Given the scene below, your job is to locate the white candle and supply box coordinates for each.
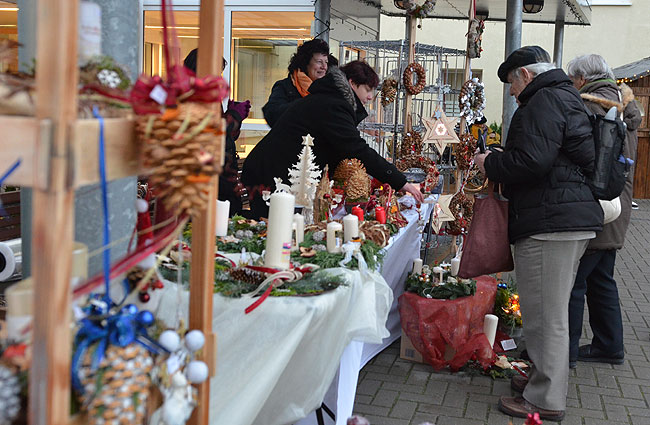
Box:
[484,314,499,349]
[215,200,230,237]
[264,192,295,269]
[450,257,460,277]
[6,278,33,341]
[432,266,444,283]
[343,214,359,243]
[293,213,305,249]
[326,222,343,253]
[412,258,423,274]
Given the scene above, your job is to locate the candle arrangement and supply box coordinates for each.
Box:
[405,262,477,299]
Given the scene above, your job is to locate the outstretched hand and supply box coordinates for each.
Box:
[400,183,424,204]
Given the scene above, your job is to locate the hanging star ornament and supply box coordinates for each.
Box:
[430,194,455,233]
[422,105,460,155]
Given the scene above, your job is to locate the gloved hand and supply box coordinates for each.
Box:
[227,99,251,120]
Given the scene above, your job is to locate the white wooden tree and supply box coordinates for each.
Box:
[288,134,321,224]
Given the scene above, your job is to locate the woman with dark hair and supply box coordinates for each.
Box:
[242,60,423,218]
[262,39,330,127]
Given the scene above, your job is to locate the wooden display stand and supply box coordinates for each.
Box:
[0,2,224,425]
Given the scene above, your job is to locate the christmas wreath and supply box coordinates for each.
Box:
[459,77,486,124]
[403,62,426,95]
[400,130,423,157]
[453,134,477,170]
[380,78,398,107]
[447,192,474,235]
[400,0,437,19]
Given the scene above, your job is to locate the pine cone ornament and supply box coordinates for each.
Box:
[447,192,474,235]
[229,267,267,285]
[77,344,154,425]
[345,169,371,201]
[400,131,423,158]
[136,102,224,216]
[333,158,366,182]
[0,364,21,425]
[380,78,398,107]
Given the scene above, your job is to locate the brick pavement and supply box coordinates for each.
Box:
[354,199,650,424]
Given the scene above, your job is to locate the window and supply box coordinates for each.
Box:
[0,2,18,73]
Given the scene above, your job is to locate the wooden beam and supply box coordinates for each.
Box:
[29,1,78,425]
[71,118,141,187]
[0,116,50,190]
[189,1,225,424]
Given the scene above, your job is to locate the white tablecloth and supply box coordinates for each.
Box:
[297,200,434,425]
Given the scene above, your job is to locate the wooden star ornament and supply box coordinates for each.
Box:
[430,194,455,233]
[422,105,459,155]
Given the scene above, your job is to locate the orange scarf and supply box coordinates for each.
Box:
[291,69,312,97]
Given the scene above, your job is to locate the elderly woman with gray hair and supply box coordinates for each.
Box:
[566,54,642,370]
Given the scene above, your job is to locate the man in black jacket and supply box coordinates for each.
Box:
[243,61,422,218]
[474,46,603,421]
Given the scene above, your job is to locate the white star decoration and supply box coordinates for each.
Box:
[302,134,314,147]
[430,194,455,233]
[422,105,460,155]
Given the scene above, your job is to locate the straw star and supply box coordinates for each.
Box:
[422,105,459,155]
[302,134,314,146]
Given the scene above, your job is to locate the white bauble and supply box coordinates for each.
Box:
[135,198,149,213]
[159,330,181,352]
[184,330,205,352]
[185,361,209,383]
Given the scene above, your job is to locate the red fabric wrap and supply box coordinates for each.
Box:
[399,275,498,370]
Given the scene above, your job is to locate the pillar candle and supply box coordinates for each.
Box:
[343,214,359,243]
[375,206,386,224]
[432,266,444,283]
[215,200,230,237]
[412,258,423,274]
[484,314,499,349]
[293,213,305,249]
[450,257,460,277]
[264,192,295,269]
[326,222,343,253]
[351,205,364,221]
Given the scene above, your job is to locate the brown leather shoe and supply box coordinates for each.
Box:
[510,374,528,393]
[498,396,565,422]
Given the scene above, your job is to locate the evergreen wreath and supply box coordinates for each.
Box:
[380,78,398,107]
[459,77,486,123]
[403,62,426,95]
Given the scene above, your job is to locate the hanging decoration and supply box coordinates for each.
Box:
[466,18,485,59]
[403,62,426,95]
[289,134,322,214]
[380,77,398,107]
[447,192,474,236]
[421,105,460,155]
[459,78,486,124]
[453,134,477,171]
[400,130,423,158]
[398,0,437,19]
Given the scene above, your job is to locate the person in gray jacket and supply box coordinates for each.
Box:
[567,54,643,368]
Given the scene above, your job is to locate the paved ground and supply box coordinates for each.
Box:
[353,199,650,425]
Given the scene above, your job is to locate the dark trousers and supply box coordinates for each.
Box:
[568,249,624,361]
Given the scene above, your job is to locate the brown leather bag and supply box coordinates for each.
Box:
[458,182,514,278]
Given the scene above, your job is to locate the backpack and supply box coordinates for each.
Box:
[584,105,631,201]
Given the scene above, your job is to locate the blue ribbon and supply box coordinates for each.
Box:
[0,158,21,217]
[71,303,167,392]
[92,107,111,303]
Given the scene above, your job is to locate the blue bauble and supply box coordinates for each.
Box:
[122,304,138,316]
[136,310,155,327]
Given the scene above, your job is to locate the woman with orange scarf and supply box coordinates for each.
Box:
[262,39,331,127]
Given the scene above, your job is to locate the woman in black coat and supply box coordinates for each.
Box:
[262,39,331,127]
[243,60,423,218]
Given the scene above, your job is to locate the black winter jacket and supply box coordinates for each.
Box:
[262,76,302,127]
[484,69,603,243]
[242,67,407,193]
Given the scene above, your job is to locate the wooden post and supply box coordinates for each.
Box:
[457,0,475,193]
[403,16,418,131]
[189,1,225,424]
[29,1,78,425]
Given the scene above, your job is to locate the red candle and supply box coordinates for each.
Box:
[375,206,386,224]
[351,205,364,221]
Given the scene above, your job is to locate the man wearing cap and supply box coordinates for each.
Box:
[474,46,603,421]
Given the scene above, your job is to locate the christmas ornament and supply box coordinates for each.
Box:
[454,134,478,170]
[422,105,459,155]
[136,102,224,217]
[345,169,372,201]
[159,330,182,352]
[466,18,485,59]
[403,62,426,95]
[184,330,205,352]
[459,78,486,124]
[400,131,423,158]
[186,360,209,383]
[380,78,398,107]
[334,158,366,183]
[0,364,21,425]
[447,192,474,235]
[313,165,339,223]
[126,266,164,303]
[288,134,322,221]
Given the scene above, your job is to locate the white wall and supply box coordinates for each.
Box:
[380,2,650,124]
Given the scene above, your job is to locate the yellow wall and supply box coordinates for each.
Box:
[380,2,650,124]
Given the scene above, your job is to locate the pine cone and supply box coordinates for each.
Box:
[78,344,154,425]
[229,267,267,285]
[345,169,371,201]
[333,158,366,182]
[136,102,223,216]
